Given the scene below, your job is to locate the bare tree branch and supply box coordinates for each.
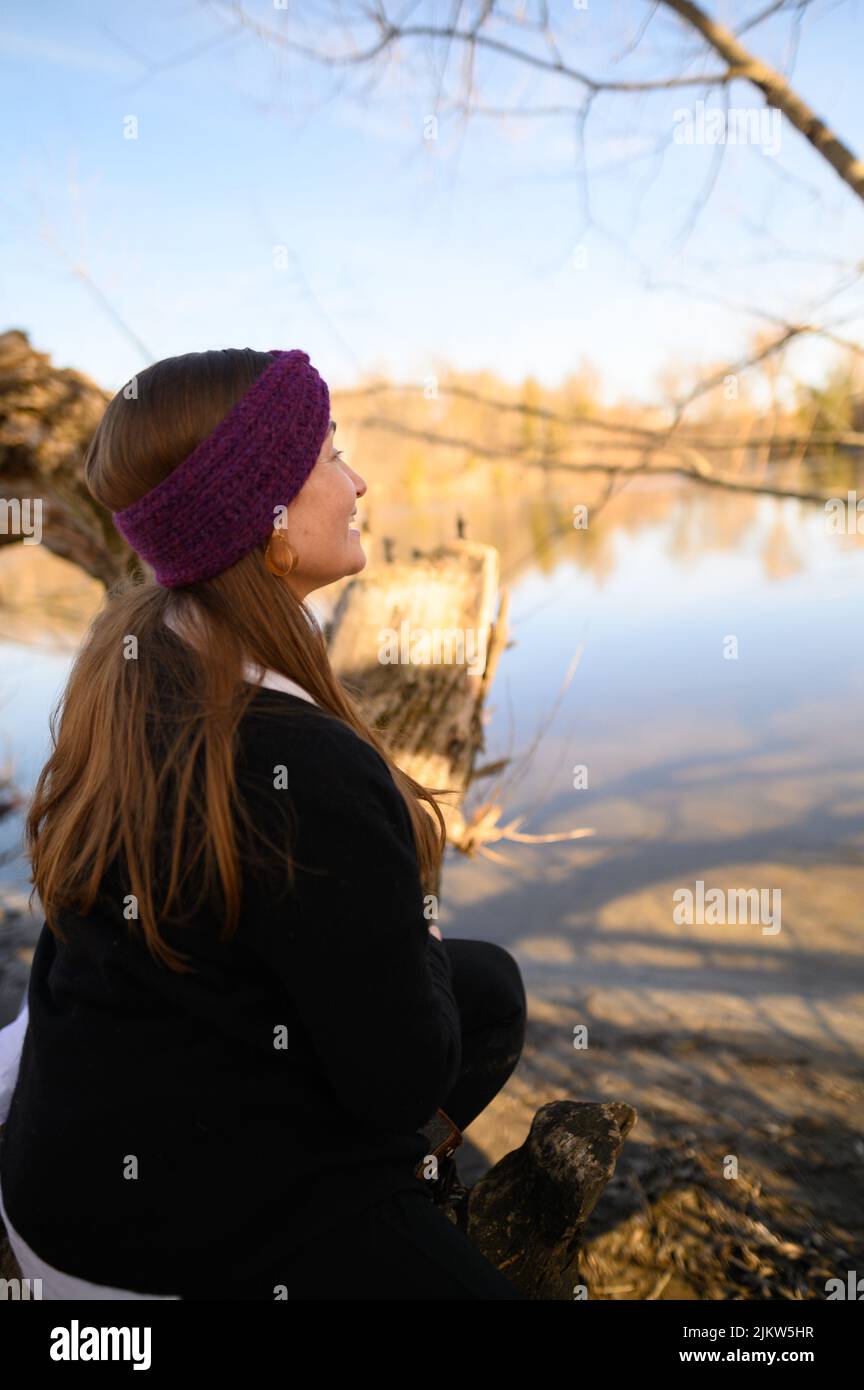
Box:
[344,409,844,503]
[212,1,738,91]
[658,0,864,201]
[214,0,864,203]
[339,378,864,451]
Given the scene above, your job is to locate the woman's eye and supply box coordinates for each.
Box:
[333,450,346,463]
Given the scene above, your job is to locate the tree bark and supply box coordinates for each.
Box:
[0,330,133,587]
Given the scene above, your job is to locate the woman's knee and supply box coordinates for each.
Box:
[449,939,526,1025]
[487,942,526,1015]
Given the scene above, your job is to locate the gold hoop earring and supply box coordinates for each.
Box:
[265,533,299,578]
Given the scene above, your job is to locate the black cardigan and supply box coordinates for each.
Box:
[0,687,462,1297]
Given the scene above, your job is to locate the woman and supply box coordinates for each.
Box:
[0,347,526,1300]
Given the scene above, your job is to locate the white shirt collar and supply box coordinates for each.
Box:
[162,606,319,707]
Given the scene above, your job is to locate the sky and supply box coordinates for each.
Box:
[1,0,863,404]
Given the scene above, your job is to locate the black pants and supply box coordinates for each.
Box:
[435,938,527,1134]
[251,939,528,1300]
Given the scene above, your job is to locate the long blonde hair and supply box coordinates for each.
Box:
[26,348,450,972]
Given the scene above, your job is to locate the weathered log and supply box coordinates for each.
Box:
[454,1100,638,1300]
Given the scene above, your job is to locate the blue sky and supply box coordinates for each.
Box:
[1,0,863,403]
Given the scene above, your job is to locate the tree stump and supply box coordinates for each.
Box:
[328,538,510,897]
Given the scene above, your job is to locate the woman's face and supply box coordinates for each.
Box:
[270,420,367,598]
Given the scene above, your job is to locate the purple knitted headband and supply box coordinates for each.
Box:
[112,349,331,587]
